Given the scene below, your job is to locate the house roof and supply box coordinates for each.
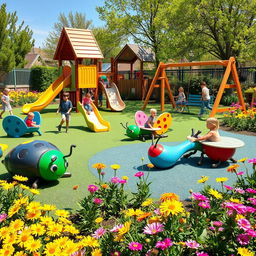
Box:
[54,27,104,61]
[115,44,155,63]
[24,53,41,68]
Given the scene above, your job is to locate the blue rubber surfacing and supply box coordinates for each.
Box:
[88,131,256,200]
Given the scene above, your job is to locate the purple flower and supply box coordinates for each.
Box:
[247,229,256,237]
[224,185,233,190]
[143,222,164,235]
[134,171,144,177]
[92,227,106,239]
[237,233,250,245]
[213,221,223,227]
[192,192,208,201]
[248,198,256,205]
[248,158,256,163]
[237,171,244,176]
[0,213,7,223]
[119,179,127,184]
[209,226,215,231]
[111,176,120,183]
[246,188,256,194]
[88,184,99,193]
[185,240,200,249]
[128,242,143,251]
[196,252,209,256]
[93,198,103,205]
[237,218,251,231]
[155,238,173,250]
[198,201,210,209]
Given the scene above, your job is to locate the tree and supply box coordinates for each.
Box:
[96,0,173,66]
[169,0,256,64]
[44,12,92,58]
[0,3,34,73]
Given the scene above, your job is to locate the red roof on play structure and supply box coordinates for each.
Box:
[54,27,104,61]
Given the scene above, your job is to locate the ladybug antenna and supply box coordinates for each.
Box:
[154,134,168,148]
[63,145,76,159]
[120,122,127,129]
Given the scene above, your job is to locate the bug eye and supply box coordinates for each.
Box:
[50,164,58,172]
[131,130,134,133]
[65,161,69,168]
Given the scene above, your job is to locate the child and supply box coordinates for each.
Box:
[188,117,220,142]
[57,92,73,133]
[175,87,186,112]
[0,88,13,119]
[26,112,40,128]
[144,108,157,128]
[83,92,93,115]
[199,81,212,117]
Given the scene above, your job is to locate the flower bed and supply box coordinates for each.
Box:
[0,160,255,255]
[222,104,256,132]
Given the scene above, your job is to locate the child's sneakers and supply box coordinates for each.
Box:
[57,125,61,132]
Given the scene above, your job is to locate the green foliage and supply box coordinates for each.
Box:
[30,66,59,92]
[43,12,92,58]
[0,3,34,72]
[221,94,239,106]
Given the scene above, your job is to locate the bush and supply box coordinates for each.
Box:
[221,94,239,106]
[30,66,59,92]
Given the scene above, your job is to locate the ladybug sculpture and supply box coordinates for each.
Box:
[2,140,76,188]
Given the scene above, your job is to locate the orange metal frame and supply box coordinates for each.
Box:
[142,57,246,117]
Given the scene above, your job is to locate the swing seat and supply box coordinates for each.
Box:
[3,112,42,138]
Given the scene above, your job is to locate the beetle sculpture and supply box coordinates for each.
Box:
[121,112,172,141]
[148,130,202,169]
[2,140,76,188]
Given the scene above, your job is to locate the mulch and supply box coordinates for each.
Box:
[220,125,256,137]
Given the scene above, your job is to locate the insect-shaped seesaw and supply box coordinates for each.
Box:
[148,129,245,168]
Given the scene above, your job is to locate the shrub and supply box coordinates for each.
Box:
[30,66,59,92]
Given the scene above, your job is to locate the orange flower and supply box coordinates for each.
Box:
[160,192,179,202]
[73,185,79,190]
[137,212,152,222]
[227,164,240,173]
[101,184,108,189]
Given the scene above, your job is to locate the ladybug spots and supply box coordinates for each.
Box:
[164,124,167,128]
[15,128,20,133]
[16,121,21,125]
[18,149,28,159]
[163,118,166,122]
[34,143,44,148]
[157,120,160,124]
[153,113,172,135]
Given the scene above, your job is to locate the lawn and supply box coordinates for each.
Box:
[0,101,215,211]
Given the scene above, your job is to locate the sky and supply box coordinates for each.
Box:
[4,0,105,48]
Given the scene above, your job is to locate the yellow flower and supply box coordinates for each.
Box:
[62,240,79,255]
[54,237,69,248]
[30,223,46,236]
[0,245,15,256]
[64,225,79,235]
[237,157,248,163]
[26,210,41,220]
[141,198,153,207]
[122,176,129,180]
[111,164,120,170]
[237,247,254,256]
[216,177,228,183]
[1,182,14,190]
[13,251,27,256]
[47,223,63,237]
[29,188,40,195]
[235,214,245,221]
[197,176,209,183]
[92,163,106,170]
[55,209,69,218]
[230,198,242,204]
[8,203,21,217]
[13,175,28,182]
[40,216,54,226]
[24,239,42,253]
[58,217,72,225]
[44,242,61,256]
[27,202,42,212]
[42,204,56,211]
[148,216,162,224]
[91,249,102,256]
[160,200,184,216]
[160,192,179,202]
[17,229,33,247]
[19,184,30,190]
[95,217,103,223]
[125,208,144,217]
[10,219,24,231]
[80,236,99,248]
[118,221,131,236]
[3,233,18,245]
[0,227,11,238]
[208,188,223,199]
[147,163,154,169]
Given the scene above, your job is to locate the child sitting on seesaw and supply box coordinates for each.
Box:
[188,117,220,142]
[144,108,157,129]
[26,112,40,128]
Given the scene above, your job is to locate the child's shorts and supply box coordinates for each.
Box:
[84,104,93,112]
[61,113,70,121]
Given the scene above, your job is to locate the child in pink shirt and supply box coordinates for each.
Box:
[83,92,93,115]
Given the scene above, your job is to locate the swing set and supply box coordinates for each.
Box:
[142,57,246,117]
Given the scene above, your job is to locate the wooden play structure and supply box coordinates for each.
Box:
[142,57,246,117]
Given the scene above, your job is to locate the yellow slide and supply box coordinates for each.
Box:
[99,82,126,111]
[22,66,71,114]
[77,101,110,132]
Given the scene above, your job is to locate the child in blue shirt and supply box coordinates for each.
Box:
[57,92,73,133]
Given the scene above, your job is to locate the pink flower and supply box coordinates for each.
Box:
[209,226,215,231]
[237,171,244,176]
[93,198,103,205]
[101,172,105,176]
[111,176,120,183]
[213,221,223,227]
[248,158,256,163]
[218,227,224,232]
[196,252,209,256]
[237,234,250,245]
[248,198,256,205]
[119,179,127,184]
[234,188,245,194]
[0,213,7,223]
[110,224,123,232]
[134,171,144,177]
[192,192,208,201]
[185,240,200,249]
[246,188,256,194]
[143,222,164,235]
[224,185,233,190]
[128,242,143,251]
[92,227,106,239]
[247,229,256,237]
[198,201,210,209]
[154,208,161,215]
[88,184,99,193]
[237,218,251,231]
[155,238,173,250]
